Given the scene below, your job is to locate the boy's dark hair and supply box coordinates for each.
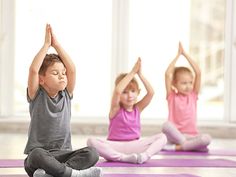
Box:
[39,54,63,75]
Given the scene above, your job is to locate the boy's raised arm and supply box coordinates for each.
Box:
[28,24,51,100]
[50,26,76,96]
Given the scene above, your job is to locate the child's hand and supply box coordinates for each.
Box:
[44,24,51,47]
[131,57,141,74]
[50,25,60,48]
[137,57,142,75]
[178,41,184,55]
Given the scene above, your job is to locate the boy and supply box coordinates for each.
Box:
[24,24,102,177]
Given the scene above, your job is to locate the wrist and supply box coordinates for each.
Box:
[52,43,61,49]
[43,43,50,50]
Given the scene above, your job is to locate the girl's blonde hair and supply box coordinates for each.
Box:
[173,66,193,81]
[115,73,140,92]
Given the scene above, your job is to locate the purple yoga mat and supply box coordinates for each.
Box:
[159,149,236,156]
[0,159,24,168]
[103,174,200,177]
[1,175,27,177]
[1,156,236,168]
[96,158,236,168]
[1,174,200,177]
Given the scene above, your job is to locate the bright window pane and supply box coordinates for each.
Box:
[14,0,112,117]
[14,0,225,121]
[128,0,225,120]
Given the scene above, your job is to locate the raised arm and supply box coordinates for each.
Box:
[165,42,181,97]
[109,58,140,119]
[136,58,154,112]
[28,24,51,100]
[50,25,76,96]
[180,42,201,94]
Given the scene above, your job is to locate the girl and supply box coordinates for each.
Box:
[87,58,167,164]
[162,42,211,151]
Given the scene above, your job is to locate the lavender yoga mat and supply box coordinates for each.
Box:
[103,174,200,177]
[0,159,24,168]
[1,149,235,168]
[0,175,27,177]
[1,174,200,177]
[96,158,236,168]
[159,149,236,156]
[1,158,236,168]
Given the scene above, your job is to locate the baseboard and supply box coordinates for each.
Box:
[0,118,236,138]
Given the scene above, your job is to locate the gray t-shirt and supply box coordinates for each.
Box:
[24,87,72,154]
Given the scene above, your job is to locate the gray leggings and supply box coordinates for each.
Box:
[24,146,99,177]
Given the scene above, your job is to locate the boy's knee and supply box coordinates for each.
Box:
[74,146,99,169]
[66,147,99,170]
[27,148,46,164]
[86,146,99,163]
[25,147,47,172]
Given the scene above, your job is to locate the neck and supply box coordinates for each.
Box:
[122,105,134,112]
[41,85,58,98]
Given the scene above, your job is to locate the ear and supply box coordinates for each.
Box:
[39,75,45,85]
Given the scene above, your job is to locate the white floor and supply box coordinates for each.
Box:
[1,133,236,177]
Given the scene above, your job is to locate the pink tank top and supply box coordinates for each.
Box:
[107,106,141,141]
[167,91,198,135]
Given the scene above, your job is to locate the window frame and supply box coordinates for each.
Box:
[0,0,15,116]
[225,0,236,122]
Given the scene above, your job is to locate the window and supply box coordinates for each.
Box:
[1,0,235,122]
[128,0,225,120]
[14,0,112,117]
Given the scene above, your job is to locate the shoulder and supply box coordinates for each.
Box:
[110,107,123,120]
[27,87,43,102]
[190,91,198,99]
[63,89,73,100]
[133,106,140,113]
[166,90,176,100]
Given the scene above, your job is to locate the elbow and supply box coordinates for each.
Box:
[195,69,201,77]
[29,67,39,75]
[151,90,155,98]
[70,63,76,73]
[67,66,76,76]
[148,89,155,98]
[165,73,172,82]
[71,68,76,76]
[165,71,172,79]
[151,88,155,96]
